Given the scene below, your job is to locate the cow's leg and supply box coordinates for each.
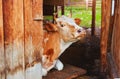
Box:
[54,59,64,71]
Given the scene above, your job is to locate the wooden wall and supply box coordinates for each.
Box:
[101,0,112,72]
[0,0,43,79]
[101,0,120,78]
[0,0,5,78]
[111,0,120,77]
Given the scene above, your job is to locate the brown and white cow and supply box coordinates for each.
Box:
[42,16,86,76]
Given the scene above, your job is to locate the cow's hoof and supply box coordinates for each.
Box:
[42,68,47,76]
[55,59,64,71]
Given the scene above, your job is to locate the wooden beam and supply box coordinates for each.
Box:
[101,0,112,72]
[107,53,119,78]
[0,0,5,78]
[24,0,43,79]
[91,0,96,36]
[3,0,25,79]
[111,0,120,77]
[61,6,64,15]
[55,6,58,17]
[44,0,64,6]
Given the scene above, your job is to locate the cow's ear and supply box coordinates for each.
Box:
[74,18,82,26]
[44,22,58,32]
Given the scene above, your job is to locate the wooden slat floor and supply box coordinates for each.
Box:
[43,64,87,79]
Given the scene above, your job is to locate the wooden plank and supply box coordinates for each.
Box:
[107,0,114,52]
[44,0,64,6]
[24,0,43,79]
[91,0,96,36]
[61,6,65,15]
[107,53,118,78]
[101,0,112,72]
[111,0,120,77]
[55,6,58,17]
[43,64,87,79]
[0,0,5,79]
[3,0,25,79]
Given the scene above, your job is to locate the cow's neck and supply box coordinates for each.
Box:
[59,39,73,56]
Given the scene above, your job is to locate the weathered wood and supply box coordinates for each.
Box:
[43,64,87,79]
[55,6,58,17]
[107,0,115,52]
[111,0,120,77]
[0,0,5,79]
[61,6,64,15]
[24,0,43,79]
[44,0,64,6]
[107,53,118,78]
[101,0,112,72]
[91,0,96,36]
[3,0,24,79]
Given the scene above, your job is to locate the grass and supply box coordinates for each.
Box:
[63,6,101,27]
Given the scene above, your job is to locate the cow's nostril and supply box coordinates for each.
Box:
[77,29,81,33]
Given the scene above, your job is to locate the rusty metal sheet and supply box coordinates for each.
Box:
[0,0,5,79]
[24,0,43,79]
[3,0,24,79]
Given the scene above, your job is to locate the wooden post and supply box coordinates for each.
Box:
[91,0,96,36]
[53,6,58,23]
[61,6,64,15]
[24,0,43,79]
[111,0,120,77]
[3,0,25,79]
[101,0,112,72]
[0,0,5,79]
[107,0,115,52]
[55,6,58,17]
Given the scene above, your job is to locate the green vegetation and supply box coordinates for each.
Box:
[44,0,101,28]
[63,6,101,27]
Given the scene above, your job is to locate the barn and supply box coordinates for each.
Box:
[0,0,120,79]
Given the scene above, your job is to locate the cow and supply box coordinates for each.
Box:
[42,16,86,76]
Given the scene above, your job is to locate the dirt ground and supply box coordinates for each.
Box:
[60,27,107,79]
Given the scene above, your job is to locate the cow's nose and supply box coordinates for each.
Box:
[77,29,81,33]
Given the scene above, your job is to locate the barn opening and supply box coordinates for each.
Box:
[43,0,104,79]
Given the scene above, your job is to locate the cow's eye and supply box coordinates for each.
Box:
[77,29,81,33]
[61,24,64,27]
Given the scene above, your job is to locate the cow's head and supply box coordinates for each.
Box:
[55,15,86,42]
